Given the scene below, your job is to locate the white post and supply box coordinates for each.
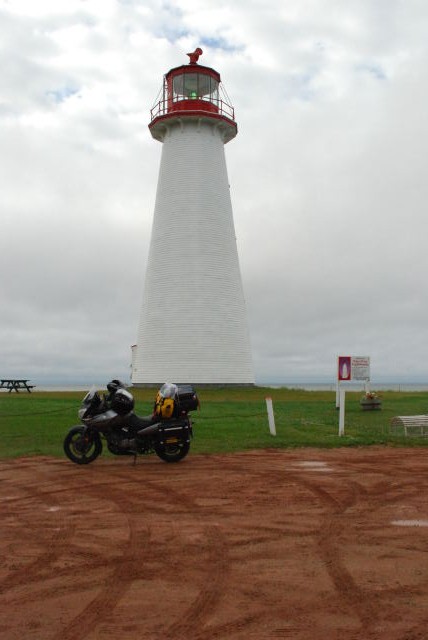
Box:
[338,388,345,436]
[266,397,276,436]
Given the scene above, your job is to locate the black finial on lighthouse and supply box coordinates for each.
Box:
[187,47,203,64]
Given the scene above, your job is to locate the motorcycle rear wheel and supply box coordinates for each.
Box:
[63,427,102,465]
[154,441,190,463]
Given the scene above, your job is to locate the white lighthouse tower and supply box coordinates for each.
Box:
[132,49,254,385]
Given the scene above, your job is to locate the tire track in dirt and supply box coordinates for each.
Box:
[1,467,152,640]
[286,472,380,632]
[50,486,150,640]
[342,463,428,639]
[3,452,428,639]
[1,461,199,603]
[107,470,243,639]
[0,483,76,595]
[161,524,230,640]
[359,470,428,638]
[159,457,369,639]
[50,466,229,640]
[111,469,200,512]
[183,611,279,640]
[227,463,381,634]
[113,468,266,639]
[147,461,319,639]
[287,465,428,638]
[0,521,75,594]
[111,468,264,640]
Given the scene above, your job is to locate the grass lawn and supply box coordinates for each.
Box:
[0,387,427,458]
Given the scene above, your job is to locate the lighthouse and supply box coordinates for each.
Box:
[132,49,254,385]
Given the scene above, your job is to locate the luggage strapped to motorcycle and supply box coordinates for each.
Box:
[157,420,191,446]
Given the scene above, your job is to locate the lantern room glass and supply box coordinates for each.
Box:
[172,73,219,104]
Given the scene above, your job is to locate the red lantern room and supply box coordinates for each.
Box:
[149,48,237,144]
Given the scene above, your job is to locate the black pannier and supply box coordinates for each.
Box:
[175,385,199,415]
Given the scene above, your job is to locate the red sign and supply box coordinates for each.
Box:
[338,356,351,381]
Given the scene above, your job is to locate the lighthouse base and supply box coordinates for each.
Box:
[132,382,255,389]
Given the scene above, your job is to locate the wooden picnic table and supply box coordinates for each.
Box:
[0,379,35,393]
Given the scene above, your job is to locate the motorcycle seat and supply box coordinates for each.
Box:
[127,413,157,432]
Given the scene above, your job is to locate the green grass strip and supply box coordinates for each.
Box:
[0,387,427,458]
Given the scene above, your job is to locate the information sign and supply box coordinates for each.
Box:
[336,356,371,435]
[338,356,370,382]
[351,356,370,381]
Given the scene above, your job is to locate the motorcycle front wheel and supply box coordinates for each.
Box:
[154,441,190,463]
[63,426,102,465]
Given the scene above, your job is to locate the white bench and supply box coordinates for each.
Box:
[390,415,428,437]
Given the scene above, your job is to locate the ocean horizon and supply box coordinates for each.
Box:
[264,382,428,392]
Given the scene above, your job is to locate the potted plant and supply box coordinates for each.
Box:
[360,391,382,411]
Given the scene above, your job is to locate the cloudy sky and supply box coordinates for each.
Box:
[1,0,427,386]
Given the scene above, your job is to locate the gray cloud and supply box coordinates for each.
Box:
[1,0,428,385]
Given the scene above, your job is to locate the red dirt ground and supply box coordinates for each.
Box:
[1,447,428,640]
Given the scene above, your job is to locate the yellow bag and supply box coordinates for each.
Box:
[154,392,175,419]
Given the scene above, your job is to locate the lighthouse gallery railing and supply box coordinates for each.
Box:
[150,96,235,123]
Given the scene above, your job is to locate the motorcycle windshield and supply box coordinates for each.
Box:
[159,382,178,399]
[82,385,99,406]
[80,386,103,419]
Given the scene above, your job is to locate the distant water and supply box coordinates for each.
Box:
[262,382,428,392]
[34,385,102,392]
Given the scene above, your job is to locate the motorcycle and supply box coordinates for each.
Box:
[63,382,199,465]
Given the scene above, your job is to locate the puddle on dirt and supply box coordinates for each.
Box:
[391,520,428,527]
[292,461,333,472]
